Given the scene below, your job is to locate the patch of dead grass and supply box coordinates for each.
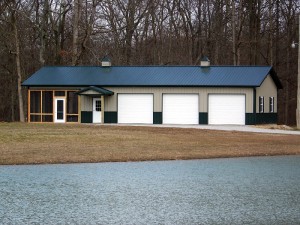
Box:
[0,122,299,165]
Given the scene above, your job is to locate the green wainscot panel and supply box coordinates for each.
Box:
[199,113,208,124]
[104,112,118,123]
[153,112,162,124]
[246,113,256,125]
[256,113,278,124]
[81,111,92,123]
[246,113,277,125]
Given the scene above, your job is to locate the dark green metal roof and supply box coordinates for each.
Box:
[22,65,282,89]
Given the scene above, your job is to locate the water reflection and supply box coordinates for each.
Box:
[0,156,299,224]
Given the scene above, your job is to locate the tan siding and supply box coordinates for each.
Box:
[104,94,117,111]
[256,75,277,113]
[104,87,254,113]
[80,95,92,111]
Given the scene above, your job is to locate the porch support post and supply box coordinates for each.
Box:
[78,95,81,123]
[101,95,104,124]
[27,89,30,122]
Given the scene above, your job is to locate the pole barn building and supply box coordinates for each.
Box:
[22,61,282,125]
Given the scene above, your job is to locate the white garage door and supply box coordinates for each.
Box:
[209,95,245,125]
[163,94,199,124]
[118,94,153,124]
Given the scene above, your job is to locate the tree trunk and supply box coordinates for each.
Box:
[11,75,15,121]
[297,15,300,129]
[39,0,49,66]
[12,6,25,122]
[268,1,273,65]
[72,0,82,65]
[231,0,236,65]
[78,0,97,64]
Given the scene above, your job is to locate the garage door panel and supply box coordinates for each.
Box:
[209,95,245,125]
[163,94,198,124]
[118,94,153,124]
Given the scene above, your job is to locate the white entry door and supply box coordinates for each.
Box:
[93,98,102,123]
[54,98,65,123]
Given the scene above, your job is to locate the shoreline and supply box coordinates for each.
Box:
[0,153,299,166]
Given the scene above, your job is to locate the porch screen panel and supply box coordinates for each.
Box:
[30,91,41,113]
[67,115,79,122]
[30,115,41,122]
[67,91,78,114]
[42,91,53,113]
[42,115,53,122]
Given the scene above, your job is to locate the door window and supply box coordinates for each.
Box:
[57,100,64,120]
[95,100,101,111]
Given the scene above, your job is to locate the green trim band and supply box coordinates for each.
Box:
[199,113,208,124]
[255,113,277,124]
[81,111,92,123]
[246,113,256,125]
[246,113,277,125]
[104,112,118,123]
[153,112,162,124]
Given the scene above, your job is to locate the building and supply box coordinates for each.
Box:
[22,59,282,125]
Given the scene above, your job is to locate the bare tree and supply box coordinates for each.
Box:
[4,0,25,122]
[0,0,299,124]
[72,0,82,65]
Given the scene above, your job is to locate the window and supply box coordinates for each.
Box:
[30,91,41,113]
[259,96,264,113]
[29,91,53,122]
[269,97,274,113]
[30,91,42,122]
[67,91,78,114]
[42,91,53,113]
[66,91,79,122]
[42,91,53,122]
[95,100,101,111]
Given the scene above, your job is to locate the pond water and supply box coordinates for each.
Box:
[0,156,299,225]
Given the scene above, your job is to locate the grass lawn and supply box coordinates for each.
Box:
[0,122,299,165]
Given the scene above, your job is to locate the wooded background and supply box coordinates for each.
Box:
[0,0,299,124]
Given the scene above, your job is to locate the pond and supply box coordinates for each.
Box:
[0,156,299,224]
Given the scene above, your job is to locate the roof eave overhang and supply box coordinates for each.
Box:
[268,67,283,89]
[23,84,258,88]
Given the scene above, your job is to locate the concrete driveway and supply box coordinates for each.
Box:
[105,124,300,135]
[162,124,300,135]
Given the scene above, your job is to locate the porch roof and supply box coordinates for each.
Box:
[76,86,114,97]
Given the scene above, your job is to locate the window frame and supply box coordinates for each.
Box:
[259,96,264,113]
[95,100,101,112]
[269,97,274,113]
